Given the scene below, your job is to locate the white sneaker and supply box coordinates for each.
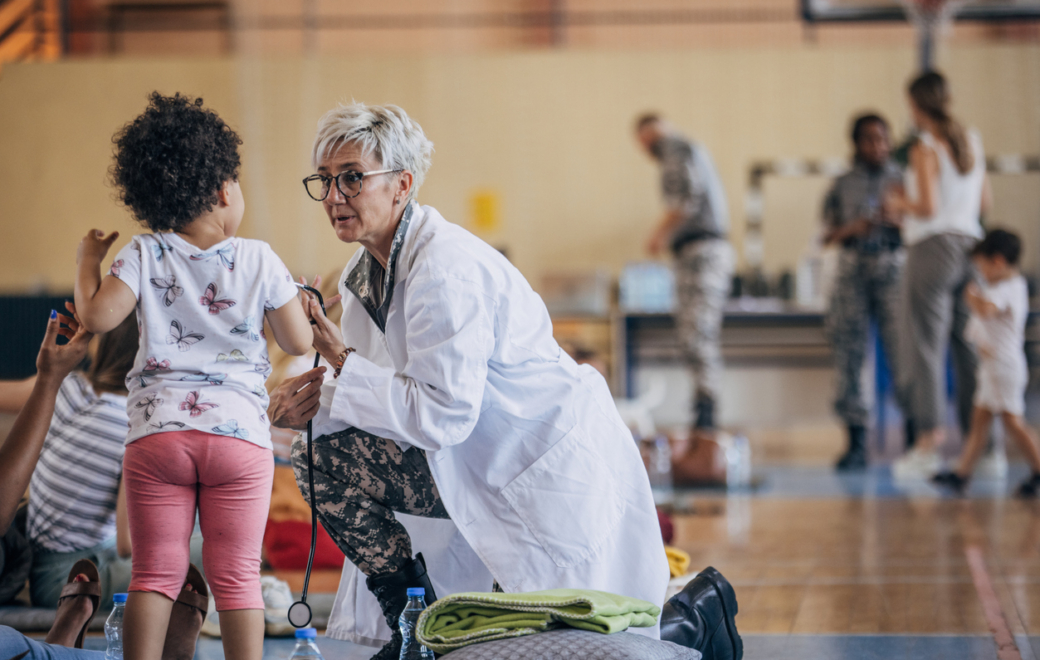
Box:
[261,575,295,637]
[892,449,942,480]
[200,595,221,638]
[976,449,1008,480]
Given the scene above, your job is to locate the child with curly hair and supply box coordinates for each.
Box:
[74,92,313,660]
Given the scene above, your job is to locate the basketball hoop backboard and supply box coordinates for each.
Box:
[802,0,1040,22]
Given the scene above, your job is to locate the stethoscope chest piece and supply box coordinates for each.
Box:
[288,600,313,629]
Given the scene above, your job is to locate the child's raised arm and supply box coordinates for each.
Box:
[74,229,137,333]
[266,295,314,357]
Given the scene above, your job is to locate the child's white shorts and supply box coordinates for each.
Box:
[974,361,1027,416]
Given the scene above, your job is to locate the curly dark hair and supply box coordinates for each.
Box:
[110,92,243,232]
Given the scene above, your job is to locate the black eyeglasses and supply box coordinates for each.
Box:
[302,169,402,201]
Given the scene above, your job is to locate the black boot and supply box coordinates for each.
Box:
[365,553,437,660]
[694,396,716,431]
[904,418,917,450]
[660,566,742,660]
[835,425,867,471]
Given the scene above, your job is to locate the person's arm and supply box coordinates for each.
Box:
[887,142,938,219]
[964,283,999,318]
[74,229,137,333]
[647,209,684,257]
[0,376,37,415]
[115,479,131,558]
[0,304,92,534]
[266,298,314,357]
[326,266,495,452]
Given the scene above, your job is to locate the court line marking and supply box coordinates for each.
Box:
[966,545,1023,660]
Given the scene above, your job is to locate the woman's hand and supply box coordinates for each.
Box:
[268,367,327,430]
[298,275,346,364]
[37,302,93,387]
[76,229,119,266]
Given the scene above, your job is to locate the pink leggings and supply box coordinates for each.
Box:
[123,431,273,611]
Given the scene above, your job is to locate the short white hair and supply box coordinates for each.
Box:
[312,102,434,203]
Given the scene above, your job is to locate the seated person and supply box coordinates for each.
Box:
[0,312,203,609]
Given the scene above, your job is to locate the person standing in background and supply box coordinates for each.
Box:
[822,114,907,470]
[636,114,734,433]
[885,71,988,477]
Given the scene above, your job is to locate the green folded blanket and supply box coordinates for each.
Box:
[416,589,661,653]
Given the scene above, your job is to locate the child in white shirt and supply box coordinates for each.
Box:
[932,229,1040,496]
[74,93,313,660]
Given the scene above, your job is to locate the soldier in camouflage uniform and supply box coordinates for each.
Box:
[636,114,734,431]
[822,114,907,470]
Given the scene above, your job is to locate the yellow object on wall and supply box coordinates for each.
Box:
[0,45,1038,292]
[470,190,501,234]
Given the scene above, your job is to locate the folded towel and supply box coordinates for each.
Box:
[416,589,661,653]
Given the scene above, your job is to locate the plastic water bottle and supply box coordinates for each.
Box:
[105,593,127,660]
[399,588,434,660]
[288,627,324,660]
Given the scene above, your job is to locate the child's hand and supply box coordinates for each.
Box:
[77,230,119,266]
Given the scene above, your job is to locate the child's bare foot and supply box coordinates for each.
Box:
[45,573,98,647]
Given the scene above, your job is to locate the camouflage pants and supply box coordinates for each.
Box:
[827,249,906,427]
[291,428,449,578]
[674,239,734,412]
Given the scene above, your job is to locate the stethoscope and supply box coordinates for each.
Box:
[288,283,325,629]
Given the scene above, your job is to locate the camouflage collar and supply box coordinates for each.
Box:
[343,202,414,333]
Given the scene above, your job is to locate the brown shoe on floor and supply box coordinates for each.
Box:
[45,559,101,648]
[161,564,209,660]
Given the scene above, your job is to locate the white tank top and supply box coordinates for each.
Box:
[902,128,985,246]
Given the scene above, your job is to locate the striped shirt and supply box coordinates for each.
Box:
[27,372,128,553]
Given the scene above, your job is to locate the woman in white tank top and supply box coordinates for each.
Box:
[884,71,990,477]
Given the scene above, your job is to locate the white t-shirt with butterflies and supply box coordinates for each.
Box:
[109,232,299,450]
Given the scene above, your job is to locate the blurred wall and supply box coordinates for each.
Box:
[1,43,1038,293]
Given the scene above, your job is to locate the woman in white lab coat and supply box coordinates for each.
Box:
[268,102,669,659]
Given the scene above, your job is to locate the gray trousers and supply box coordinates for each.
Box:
[291,428,449,578]
[898,233,979,434]
[29,533,204,610]
[827,249,906,428]
[674,239,734,410]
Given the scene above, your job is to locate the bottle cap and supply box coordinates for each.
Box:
[295,627,317,639]
[406,588,425,597]
[113,593,128,603]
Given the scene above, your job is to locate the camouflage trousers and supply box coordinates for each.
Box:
[674,239,734,416]
[826,249,906,428]
[291,428,449,578]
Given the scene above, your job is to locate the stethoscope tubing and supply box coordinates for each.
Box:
[289,283,325,629]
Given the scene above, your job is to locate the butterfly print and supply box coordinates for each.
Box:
[179,390,219,418]
[149,420,186,432]
[264,300,275,311]
[151,239,171,262]
[200,282,236,315]
[217,349,249,362]
[230,316,260,342]
[254,355,272,376]
[211,420,249,440]
[180,372,227,386]
[252,385,267,398]
[189,243,235,271]
[131,375,155,388]
[150,275,184,307]
[108,260,124,277]
[167,320,204,352]
[135,394,163,421]
[259,413,268,423]
[142,357,172,375]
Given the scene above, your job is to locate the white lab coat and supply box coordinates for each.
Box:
[318,203,669,645]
